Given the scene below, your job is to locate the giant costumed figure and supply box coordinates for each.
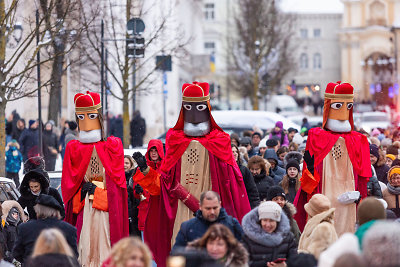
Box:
[294,81,371,236]
[132,81,251,266]
[62,91,129,266]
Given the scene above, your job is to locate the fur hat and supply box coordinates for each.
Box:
[386,154,396,161]
[357,197,386,225]
[28,119,35,128]
[304,194,331,217]
[286,159,300,173]
[283,151,302,166]
[258,201,282,222]
[267,186,286,201]
[369,144,380,159]
[363,221,400,267]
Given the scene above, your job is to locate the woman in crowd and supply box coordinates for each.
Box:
[269,121,289,147]
[247,156,274,201]
[370,144,390,184]
[101,237,153,267]
[242,201,297,267]
[298,194,337,259]
[267,186,301,245]
[187,224,249,267]
[18,157,64,220]
[280,152,302,203]
[382,166,400,217]
[276,146,289,168]
[231,144,260,208]
[124,155,141,237]
[25,228,79,267]
[288,142,298,152]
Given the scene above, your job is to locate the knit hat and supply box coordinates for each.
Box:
[28,119,35,128]
[304,194,331,217]
[286,159,300,173]
[258,201,282,222]
[369,144,380,159]
[275,121,283,129]
[266,186,286,201]
[386,154,396,161]
[266,138,278,147]
[357,197,386,225]
[68,121,78,131]
[363,221,400,267]
[259,138,268,148]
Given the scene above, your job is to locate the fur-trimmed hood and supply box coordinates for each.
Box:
[284,151,302,166]
[284,202,297,216]
[242,206,291,247]
[1,200,27,223]
[20,168,50,196]
[188,239,249,267]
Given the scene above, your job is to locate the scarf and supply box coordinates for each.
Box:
[387,184,400,195]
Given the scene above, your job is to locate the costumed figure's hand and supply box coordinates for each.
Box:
[135,184,144,195]
[81,182,97,201]
[303,150,315,175]
[132,152,148,172]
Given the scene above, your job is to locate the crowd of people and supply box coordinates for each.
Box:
[2,107,400,267]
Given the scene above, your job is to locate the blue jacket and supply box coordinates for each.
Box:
[173,208,243,249]
[6,145,22,174]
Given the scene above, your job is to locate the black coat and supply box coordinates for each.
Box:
[13,218,78,263]
[374,163,390,184]
[130,115,146,147]
[242,208,297,267]
[42,130,59,171]
[173,208,243,250]
[25,253,80,267]
[0,226,9,262]
[126,170,141,237]
[18,128,39,161]
[253,171,274,201]
[239,164,260,209]
[18,187,64,220]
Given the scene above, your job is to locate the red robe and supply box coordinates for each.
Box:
[294,127,371,231]
[143,127,251,267]
[62,137,129,246]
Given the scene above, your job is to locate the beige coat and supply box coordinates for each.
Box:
[382,188,399,209]
[298,208,338,259]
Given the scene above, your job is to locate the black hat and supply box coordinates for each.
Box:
[369,144,380,159]
[240,136,251,146]
[252,132,262,138]
[286,159,300,173]
[287,127,298,133]
[68,121,78,131]
[266,138,278,148]
[267,186,286,201]
[36,194,63,212]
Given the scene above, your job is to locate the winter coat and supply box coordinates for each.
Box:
[173,208,243,250]
[25,253,80,267]
[18,128,39,161]
[130,114,146,147]
[242,207,297,267]
[13,218,78,264]
[252,171,274,201]
[18,169,65,220]
[367,174,383,198]
[5,142,23,174]
[298,208,338,259]
[238,163,260,209]
[269,130,289,147]
[42,128,59,171]
[382,187,400,218]
[283,202,301,245]
[374,162,390,184]
[263,149,285,184]
[0,226,9,263]
[126,169,141,236]
[110,116,123,141]
[188,238,249,267]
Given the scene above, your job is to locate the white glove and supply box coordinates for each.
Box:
[337,191,360,205]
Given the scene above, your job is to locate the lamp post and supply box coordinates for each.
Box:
[36,9,43,156]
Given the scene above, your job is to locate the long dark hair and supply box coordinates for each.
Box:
[231,144,242,165]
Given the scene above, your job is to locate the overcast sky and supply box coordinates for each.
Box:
[280,0,344,13]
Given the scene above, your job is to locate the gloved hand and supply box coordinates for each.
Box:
[135,184,144,195]
[132,152,148,172]
[81,182,97,201]
[303,150,315,175]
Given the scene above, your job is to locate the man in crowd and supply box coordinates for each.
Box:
[19,120,39,162]
[173,191,243,249]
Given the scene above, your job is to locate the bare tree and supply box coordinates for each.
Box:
[80,0,188,148]
[228,0,295,110]
[0,0,61,175]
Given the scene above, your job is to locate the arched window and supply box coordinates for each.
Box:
[313,53,321,69]
[300,53,308,69]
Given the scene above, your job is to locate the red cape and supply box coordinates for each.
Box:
[294,128,371,231]
[62,137,129,245]
[145,129,250,267]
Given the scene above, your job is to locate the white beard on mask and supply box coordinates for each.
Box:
[79,129,102,143]
[184,121,210,137]
[325,119,351,133]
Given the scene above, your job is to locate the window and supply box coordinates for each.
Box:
[300,53,308,69]
[300,28,308,39]
[314,29,321,38]
[313,53,321,69]
[204,3,215,20]
[204,42,216,55]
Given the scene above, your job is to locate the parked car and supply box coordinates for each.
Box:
[0,177,21,202]
[266,95,302,117]
[358,111,391,133]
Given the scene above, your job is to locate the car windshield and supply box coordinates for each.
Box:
[362,115,389,122]
[0,183,19,201]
